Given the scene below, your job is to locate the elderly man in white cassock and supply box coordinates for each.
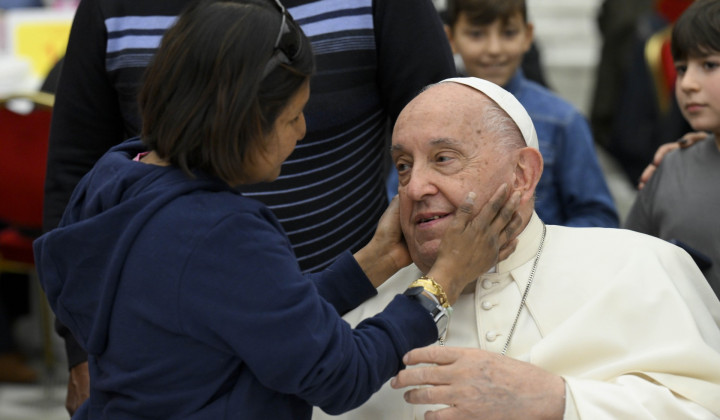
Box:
[313,77,720,420]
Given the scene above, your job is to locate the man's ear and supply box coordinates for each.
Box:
[513,147,543,203]
[444,24,457,54]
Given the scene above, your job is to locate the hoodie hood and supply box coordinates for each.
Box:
[34,138,232,356]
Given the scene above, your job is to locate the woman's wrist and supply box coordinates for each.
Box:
[354,245,399,288]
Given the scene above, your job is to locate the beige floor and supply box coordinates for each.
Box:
[0,291,69,420]
[0,361,68,420]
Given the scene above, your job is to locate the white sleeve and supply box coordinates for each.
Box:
[564,375,720,419]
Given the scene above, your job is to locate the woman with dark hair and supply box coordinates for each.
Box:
[33,0,519,418]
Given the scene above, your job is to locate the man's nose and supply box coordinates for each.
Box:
[402,166,438,200]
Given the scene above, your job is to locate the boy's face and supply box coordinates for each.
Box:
[446,11,533,87]
[675,52,720,137]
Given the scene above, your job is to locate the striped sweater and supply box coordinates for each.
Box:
[44,0,455,274]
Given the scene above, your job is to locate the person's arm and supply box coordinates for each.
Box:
[624,154,663,235]
[43,0,126,233]
[392,345,719,420]
[310,196,409,315]
[392,241,720,420]
[43,0,125,414]
[555,112,619,228]
[314,188,521,315]
[372,0,456,123]
[637,131,707,189]
[178,186,518,415]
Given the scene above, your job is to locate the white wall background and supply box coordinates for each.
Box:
[527,0,604,115]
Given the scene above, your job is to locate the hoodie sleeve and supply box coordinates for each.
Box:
[175,209,436,414]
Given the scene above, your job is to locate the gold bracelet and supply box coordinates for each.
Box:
[409,276,450,308]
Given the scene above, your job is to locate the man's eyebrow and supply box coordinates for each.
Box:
[429,137,462,147]
[390,137,461,153]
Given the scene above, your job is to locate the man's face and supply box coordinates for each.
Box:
[447,11,533,87]
[392,84,515,273]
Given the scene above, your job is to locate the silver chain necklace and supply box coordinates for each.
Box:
[500,223,546,356]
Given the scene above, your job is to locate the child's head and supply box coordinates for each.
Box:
[671,0,720,136]
[445,0,533,87]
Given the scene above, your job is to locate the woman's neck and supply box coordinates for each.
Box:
[140,150,170,166]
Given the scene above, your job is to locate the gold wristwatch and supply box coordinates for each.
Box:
[408,276,450,308]
[403,276,452,341]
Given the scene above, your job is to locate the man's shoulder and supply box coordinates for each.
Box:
[546,224,680,257]
[539,225,706,301]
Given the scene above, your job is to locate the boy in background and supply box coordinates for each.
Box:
[445,0,619,228]
[625,0,720,298]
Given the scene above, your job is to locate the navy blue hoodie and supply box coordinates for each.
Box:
[34,139,435,419]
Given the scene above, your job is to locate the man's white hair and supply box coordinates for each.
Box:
[440,77,539,150]
[477,97,526,152]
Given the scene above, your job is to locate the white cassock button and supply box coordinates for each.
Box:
[481,279,494,289]
[486,331,499,342]
[481,301,493,310]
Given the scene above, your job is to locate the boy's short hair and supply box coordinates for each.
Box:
[139,0,314,186]
[446,0,527,28]
[672,0,720,60]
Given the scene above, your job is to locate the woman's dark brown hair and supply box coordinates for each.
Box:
[138,0,314,185]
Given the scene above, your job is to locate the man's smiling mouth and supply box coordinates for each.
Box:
[418,214,448,224]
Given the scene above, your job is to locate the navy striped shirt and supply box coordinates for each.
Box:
[45,0,455,273]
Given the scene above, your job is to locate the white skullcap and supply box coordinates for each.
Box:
[440,77,539,149]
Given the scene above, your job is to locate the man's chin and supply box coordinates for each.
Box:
[410,246,439,274]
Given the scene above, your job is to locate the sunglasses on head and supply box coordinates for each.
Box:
[262,0,302,79]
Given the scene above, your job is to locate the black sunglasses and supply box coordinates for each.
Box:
[262,0,302,79]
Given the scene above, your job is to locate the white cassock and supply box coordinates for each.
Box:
[313,213,720,419]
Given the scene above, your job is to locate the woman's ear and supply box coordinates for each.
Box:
[513,147,543,203]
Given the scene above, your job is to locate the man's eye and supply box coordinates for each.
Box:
[396,162,411,172]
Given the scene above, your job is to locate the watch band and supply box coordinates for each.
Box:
[404,286,451,340]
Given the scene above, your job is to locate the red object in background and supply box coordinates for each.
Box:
[657,0,694,23]
[0,101,53,266]
[661,38,677,92]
